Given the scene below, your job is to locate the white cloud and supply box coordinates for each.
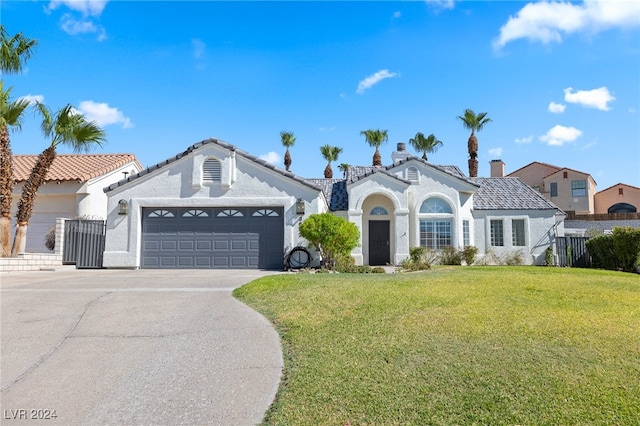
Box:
[48,0,108,16]
[60,14,97,35]
[539,125,582,146]
[356,69,398,95]
[259,151,281,165]
[18,94,45,105]
[629,107,637,114]
[515,135,533,144]
[77,101,133,128]
[494,0,640,49]
[425,0,455,11]
[488,147,503,157]
[548,102,566,113]
[392,11,401,19]
[564,87,615,111]
[192,38,206,59]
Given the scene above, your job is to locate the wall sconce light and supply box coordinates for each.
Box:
[118,199,128,215]
[295,198,305,215]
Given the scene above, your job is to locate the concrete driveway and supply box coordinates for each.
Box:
[0,269,283,425]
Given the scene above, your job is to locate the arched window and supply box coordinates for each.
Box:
[182,209,209,217]
[203,158,221,183]
[253,209,280,217]
[148,209,175,218]
[420,198,452,214]
[608,203,637,214]
[370,206,389,216]
[217,209,243,217]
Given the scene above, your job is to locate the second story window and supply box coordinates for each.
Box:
[550,182,558,197]
[571,180,587,197]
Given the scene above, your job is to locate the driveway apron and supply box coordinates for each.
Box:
[0,269,283,425]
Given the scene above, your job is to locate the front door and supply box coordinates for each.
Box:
[369,220,390,266]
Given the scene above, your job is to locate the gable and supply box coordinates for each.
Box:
[389,158,479,193]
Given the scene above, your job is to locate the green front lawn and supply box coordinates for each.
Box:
[234,267,640,425]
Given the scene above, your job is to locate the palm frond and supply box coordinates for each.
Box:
[0,25,38,75]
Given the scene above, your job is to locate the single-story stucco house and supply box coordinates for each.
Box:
[11,154,143,253]
[102,138,564,269]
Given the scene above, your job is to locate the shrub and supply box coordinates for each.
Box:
[544,246,554,266]
[371,266,386,273]
[461,246,478,266]
[504,250,524,266]
[612,227,640,273]
[586,234,617,270]
[299,213,360,269]
[440,246,462,265]
[44,225,56,251]
[399,246,433,271]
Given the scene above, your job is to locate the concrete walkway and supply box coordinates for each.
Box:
[0,269,283,425]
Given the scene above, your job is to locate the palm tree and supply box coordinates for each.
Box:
[280,130,296,172]
[338,163,350,178]
[457,108,491,178]
[11,103,106,256]
[360,129,388,166]
[0,85,30,256]
[408,132,443,161]
[1,26,37,257]
[319,144,343,178]
[1,25,38,74]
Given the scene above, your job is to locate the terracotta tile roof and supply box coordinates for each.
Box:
[13,154,142,182]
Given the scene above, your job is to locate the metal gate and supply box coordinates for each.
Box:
[556,236,591,268]
[63,220,106,269]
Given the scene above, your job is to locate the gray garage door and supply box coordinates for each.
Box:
[141,207,284,269]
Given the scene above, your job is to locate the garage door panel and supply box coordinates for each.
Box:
[141,207,283,269]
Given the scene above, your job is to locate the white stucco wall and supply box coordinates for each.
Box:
[103,144,326,268]
[472,210,563,265]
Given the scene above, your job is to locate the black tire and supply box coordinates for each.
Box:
[286,246,311,269]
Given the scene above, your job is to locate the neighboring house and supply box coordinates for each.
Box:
[506,161,597,215]
[102,139,563,270]
[11,154,143,253]
[594,183,640,214]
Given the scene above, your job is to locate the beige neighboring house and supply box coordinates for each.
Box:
[11,154,143,253]
[594,183,640,214]
[505,161,597,215]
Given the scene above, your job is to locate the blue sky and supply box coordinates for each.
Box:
[3,0,639,191]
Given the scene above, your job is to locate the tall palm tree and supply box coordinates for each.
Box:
[280,130,296,172]
[408,132,443,161]
[319,144,343,178]
[338,163,350,178]
[1,26,38,257]
[457,108,491,178]
[360,129,388,166]
[1,25,38,74]
[0,85,30,256]
[11,103,106,256]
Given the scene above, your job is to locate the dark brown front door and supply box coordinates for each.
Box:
[369,220,390,266]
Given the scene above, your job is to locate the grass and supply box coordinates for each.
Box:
[234,266,640,425]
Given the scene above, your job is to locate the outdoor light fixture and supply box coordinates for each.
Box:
[118,199,128,215]
[295,198,305,215]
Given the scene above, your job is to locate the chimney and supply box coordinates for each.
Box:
[392,142,412,164]
[490,159,505,177]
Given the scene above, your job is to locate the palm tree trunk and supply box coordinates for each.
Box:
[373,148,382,166]
[1,124,14,257]
[422,152,428,161]
[284,149,292,171]
[468,158,478,178]
[324,164,333,179]
[11,146,56,256]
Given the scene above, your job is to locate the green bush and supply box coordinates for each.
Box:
[400,246,433,271]
[544,246,554,266]
[461,246,478,266]
[612,227,640,272]
[586,234,618,270]
[299,213,360,269]
[439,246,462,265]
[371,266,386,273]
